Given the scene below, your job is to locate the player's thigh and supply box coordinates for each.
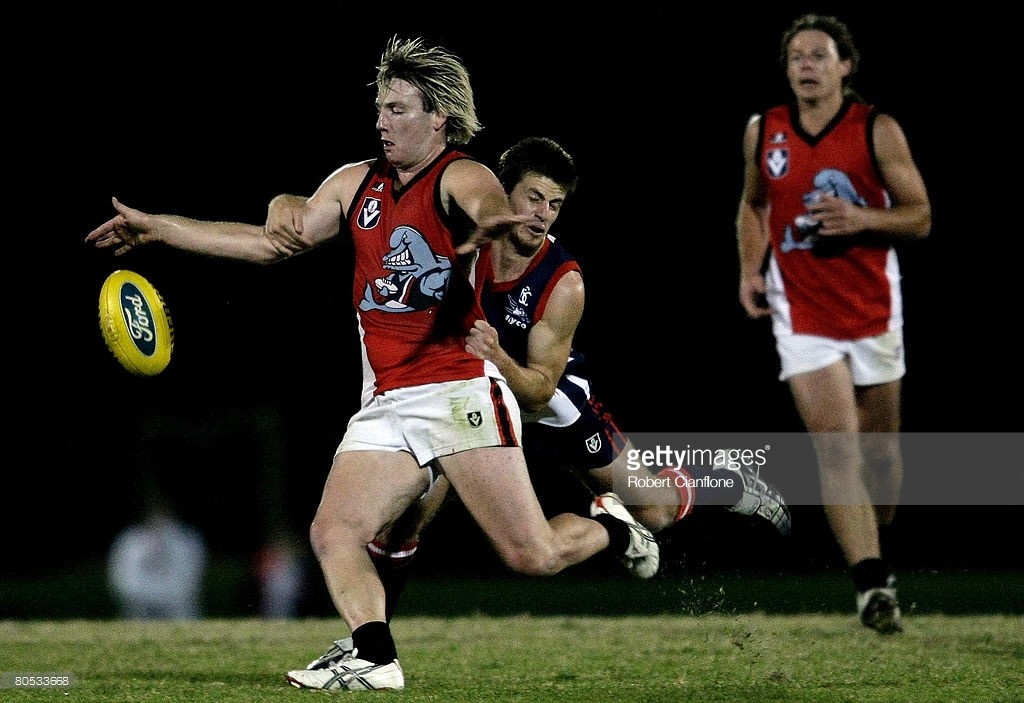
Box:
[856,380,903,470]
[377,475,451,548]
[856,380,902,432]
[439,446,551,549]
[586,437,636,492]
[788,360,859,432]
[318,449,430,543]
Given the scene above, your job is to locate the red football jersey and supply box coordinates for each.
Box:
[759,100,902,339]
[347,148,488,395]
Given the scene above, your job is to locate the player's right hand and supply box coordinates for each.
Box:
[85,197,151,256]
[739,274,771,319]
[265,194,309,254]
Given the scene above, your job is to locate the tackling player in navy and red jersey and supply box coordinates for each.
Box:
[735,14,931,635]
[469,139,790,536]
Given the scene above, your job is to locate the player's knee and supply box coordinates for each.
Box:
[307,519,335,563]
[496,543,559,576]
[633,505,673,533]
[308,512,366,563]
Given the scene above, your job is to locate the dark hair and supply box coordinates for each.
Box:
[497,137,578,196]
[779,14,860,91]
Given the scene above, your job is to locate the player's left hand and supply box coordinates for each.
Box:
[464,319,503,361]
[805,193,869,237]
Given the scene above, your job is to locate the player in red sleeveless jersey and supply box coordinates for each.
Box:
[735,14,931,634]
[86,37,658,692]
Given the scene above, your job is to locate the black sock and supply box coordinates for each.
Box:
[591,513,630,554]
[850,557,893,592]
[351,621,397,664]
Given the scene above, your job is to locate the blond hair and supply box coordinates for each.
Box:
[376,36,482,145]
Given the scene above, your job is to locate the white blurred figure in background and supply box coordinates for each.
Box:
[107,486,207,620]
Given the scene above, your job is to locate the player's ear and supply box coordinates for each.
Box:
[433,112,448,133]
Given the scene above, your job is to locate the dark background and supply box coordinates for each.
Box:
[3,4,1021,616]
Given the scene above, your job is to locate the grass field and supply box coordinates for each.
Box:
[2,613,1021,702]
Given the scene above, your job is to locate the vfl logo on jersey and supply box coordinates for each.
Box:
[467,411,483,428]
[766,148,789,179]
[357,196,382,230]
[585,433,602,454]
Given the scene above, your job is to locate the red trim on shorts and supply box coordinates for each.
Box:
[488,379,520,446]
[589,397,628,457]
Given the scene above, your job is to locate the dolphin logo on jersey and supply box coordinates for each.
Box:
[782,168,867,253]
[359,225,452,312]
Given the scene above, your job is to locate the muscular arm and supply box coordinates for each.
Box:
[88,160,375,263]
[466,271,584,412]
[265,161,373,251]
[86,197,288,264]
[808,113,931,241]
[735,114,772,319]
[442,159,531,254]
[869,113,932,239]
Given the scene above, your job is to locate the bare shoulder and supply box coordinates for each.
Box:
[444,156,497,183]
[322,159,375,187]
[440,157,507,214]
[311,159,375,207]
[742,113,763,159]
[542,269,585,329]
[870,112,914,158]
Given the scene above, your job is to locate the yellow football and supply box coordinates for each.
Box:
[98,270,174,376]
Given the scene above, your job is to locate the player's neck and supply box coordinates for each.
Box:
[393,143,446,187]
[490,239,537,283]
[797,92,844,136]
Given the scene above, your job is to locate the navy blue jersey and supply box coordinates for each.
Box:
[474,237,627,471]
[475,236,589,426]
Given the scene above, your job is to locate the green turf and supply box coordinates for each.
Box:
[1,614,1021,702]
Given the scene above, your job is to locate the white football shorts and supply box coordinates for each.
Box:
[337,376,522,466]
[774,328,905,385]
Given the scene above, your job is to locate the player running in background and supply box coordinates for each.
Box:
[734,14,931,634]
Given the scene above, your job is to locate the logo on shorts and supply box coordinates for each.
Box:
[585,433,602,454]
[467,411,482,428]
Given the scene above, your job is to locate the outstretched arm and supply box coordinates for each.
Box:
[86,197,295,264]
